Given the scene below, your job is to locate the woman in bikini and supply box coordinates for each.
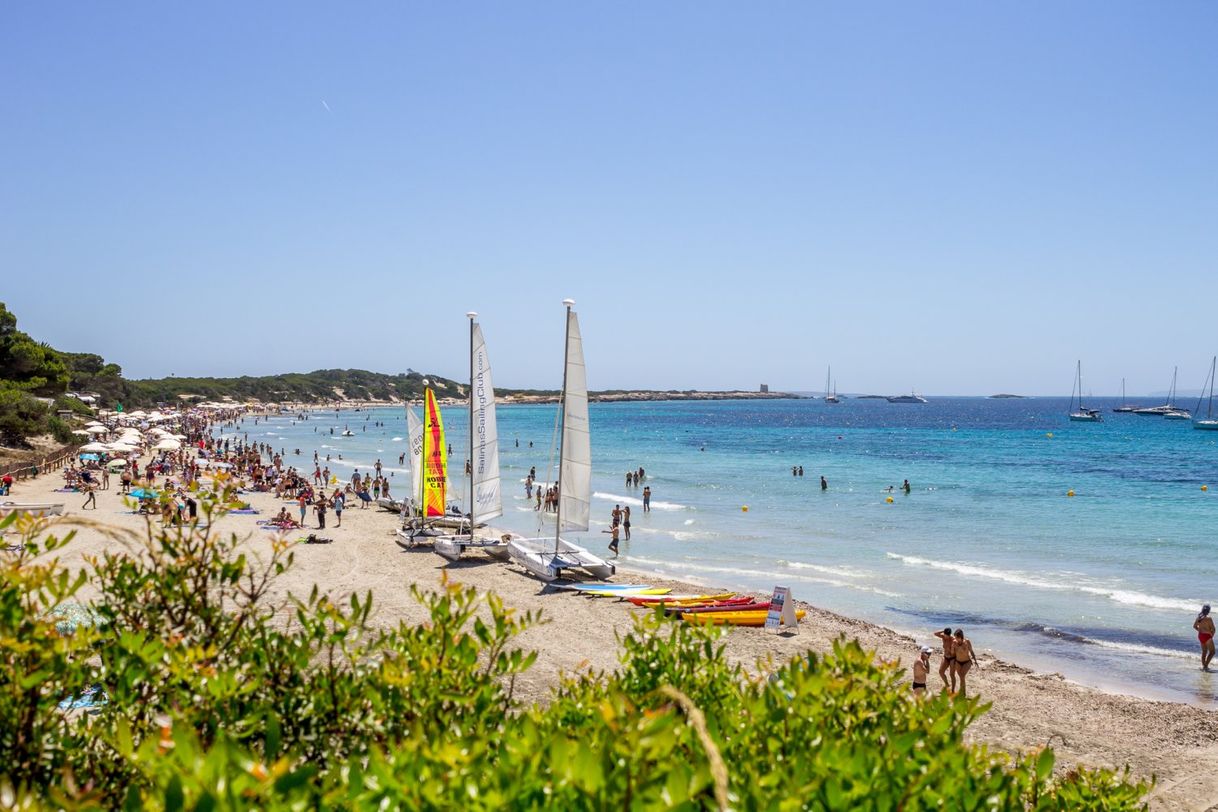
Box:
[953,628,978,697]
[1194,604,1215,672]
[933,627,956,692]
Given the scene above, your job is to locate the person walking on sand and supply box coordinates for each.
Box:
[934,627,957,692]
[81,482,97,510]
[952,629,978,697]
[912,646,931,697]
[298,493,308,526]
[314,497,327,530]
[332,489,344,528]
[1195,604,1215,671]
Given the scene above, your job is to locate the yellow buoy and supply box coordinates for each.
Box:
[741,506,748,512]
[1067,490,1075,497]
[1203,485,1209,492]
[1046,432,1054,438]
[885,496,894,504]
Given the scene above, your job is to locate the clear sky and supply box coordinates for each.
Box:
[3,3,1215,395]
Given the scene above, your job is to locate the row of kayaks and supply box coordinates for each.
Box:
[555,583,805,628]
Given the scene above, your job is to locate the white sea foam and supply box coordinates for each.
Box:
[1087,638,1195,661]
[683,519,695,526]
[391,437,404,442]
[778,560,869,579]
[623,557,901,598]
[886,553,1197,612]
[593,491,689,511]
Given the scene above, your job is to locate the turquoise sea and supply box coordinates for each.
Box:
[226,397,1218,705]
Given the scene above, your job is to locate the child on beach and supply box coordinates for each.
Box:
[912,647,931,696]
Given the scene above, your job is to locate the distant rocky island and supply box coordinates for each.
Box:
[989,393,1026,399]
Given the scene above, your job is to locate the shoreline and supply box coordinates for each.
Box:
[7,461,1218,808]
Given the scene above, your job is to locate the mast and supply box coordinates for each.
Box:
[467,312,476,536]
[419,379,428,511]
[555,298,574,554]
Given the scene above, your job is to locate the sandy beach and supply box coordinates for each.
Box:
[7,461,1218,810]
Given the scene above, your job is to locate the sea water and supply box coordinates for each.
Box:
[230,397,1218,705]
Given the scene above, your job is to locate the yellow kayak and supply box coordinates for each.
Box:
[584,587,672,597]
[681,609,806,627]
[627,593,737,605]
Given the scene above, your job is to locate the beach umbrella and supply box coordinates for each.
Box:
[71,429,91,436]
[85,421,105,427]
[80,442,109,452]
[106,458,128,469]
[153,439,181,451]
[85,426,109,434]
[107,443,138,453]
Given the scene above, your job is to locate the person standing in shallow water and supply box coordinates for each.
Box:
[1195,605,1215,671]
[642,486,651,512]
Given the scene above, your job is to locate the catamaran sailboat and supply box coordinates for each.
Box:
[1068,361,1102,422]
[395,384,471,548]
[1194,356,1218,430]
[508,300,615,582]
[434,313,511,562]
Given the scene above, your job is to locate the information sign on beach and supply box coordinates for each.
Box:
[765,586,797,633]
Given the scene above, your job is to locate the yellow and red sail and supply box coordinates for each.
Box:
[421,389,448,517]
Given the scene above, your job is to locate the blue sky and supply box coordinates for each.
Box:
[3,3,1215,395]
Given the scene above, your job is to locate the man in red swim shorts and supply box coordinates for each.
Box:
[1194,604,1215,672]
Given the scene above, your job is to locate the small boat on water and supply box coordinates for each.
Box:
[508,300,615,582]
[887,390,928,404]
[1164,409,1192,421]
[1068,361,1102,422]
[823,366,840,404]
[0,502,65,518]
[1113,378,1135,413]
[1135,367,1183,416]
[1193,356,1218,431]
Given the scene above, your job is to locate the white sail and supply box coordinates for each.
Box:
[559,309,591,532]
[406,404,424,504]
[470,323,502,523]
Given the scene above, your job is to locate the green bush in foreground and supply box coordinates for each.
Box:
[0,488,1149,810]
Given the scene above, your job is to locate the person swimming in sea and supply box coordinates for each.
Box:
[1195,604,1215,671]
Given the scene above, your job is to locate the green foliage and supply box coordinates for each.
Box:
[0,303,69,397]
[0,384,52,448]
[0,492,1150,810]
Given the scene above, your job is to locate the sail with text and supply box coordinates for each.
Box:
[470,322,502,524]
[421,389,448,517]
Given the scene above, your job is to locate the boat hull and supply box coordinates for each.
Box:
[507,536,615,582]
[1193,420,1218,430]
[433,535,512,562]
[0,502,65,518]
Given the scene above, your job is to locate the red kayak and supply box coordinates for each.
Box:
[627,595,752,608]
[670,601,774,614]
